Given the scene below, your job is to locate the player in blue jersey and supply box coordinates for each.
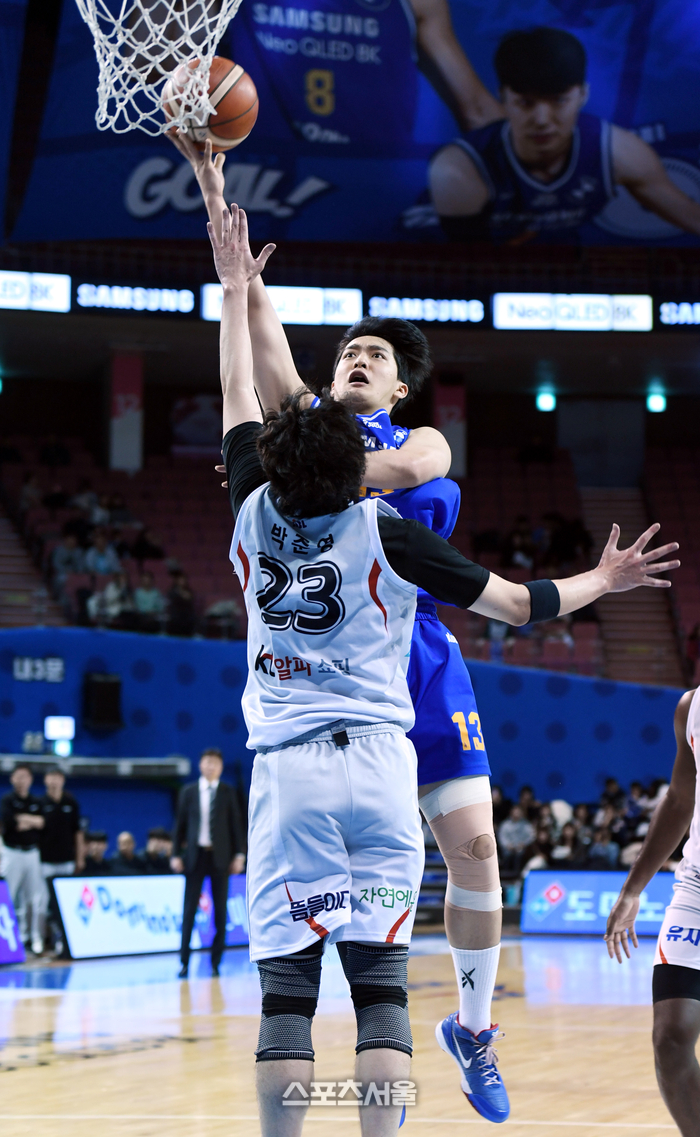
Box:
[429,26,700,243]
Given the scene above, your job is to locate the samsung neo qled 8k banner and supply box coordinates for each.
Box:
[9,0,700,245]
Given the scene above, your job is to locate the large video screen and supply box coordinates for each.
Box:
[521,869,674,936]
[10,0,700,245]
[54,875,248,959]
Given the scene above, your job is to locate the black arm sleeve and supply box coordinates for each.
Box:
[377,515,490,609]
[222,422,267,520]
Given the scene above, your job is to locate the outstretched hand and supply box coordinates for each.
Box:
[597,523,679,592]
[208,204,276,289]
[604,892,640,963]
[168,133,226,201]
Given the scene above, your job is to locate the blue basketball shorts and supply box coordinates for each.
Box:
[407,609,491,786]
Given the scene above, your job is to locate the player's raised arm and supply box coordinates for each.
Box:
[170,134,304,409]
[410,0,502,131]
[364,425,452,488]
[604,692,696,963]
[612,126,700,236]
[207,204,275,434]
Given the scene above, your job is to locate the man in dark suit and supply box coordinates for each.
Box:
[171,747,246,977]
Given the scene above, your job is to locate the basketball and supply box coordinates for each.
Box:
[163,56,258,151]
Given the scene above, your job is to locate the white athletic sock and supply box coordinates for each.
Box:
[449,943,500,1037]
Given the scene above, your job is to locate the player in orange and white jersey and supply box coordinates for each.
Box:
[606,688,700,1137]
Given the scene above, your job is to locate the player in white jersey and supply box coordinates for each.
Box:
[211,201,678,1137]
[605,689,700,1136]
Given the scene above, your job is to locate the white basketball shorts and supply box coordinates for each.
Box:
[246,724,425,962]
[654,859,700,970]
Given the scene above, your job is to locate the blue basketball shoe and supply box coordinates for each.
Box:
[435,1014,509,1123]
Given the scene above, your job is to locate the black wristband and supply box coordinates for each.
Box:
[525,579,560,623]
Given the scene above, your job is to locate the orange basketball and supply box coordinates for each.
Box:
[163,56,258,152]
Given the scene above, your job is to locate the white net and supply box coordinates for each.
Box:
[75,0,243,135]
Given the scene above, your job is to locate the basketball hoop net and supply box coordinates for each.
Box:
[75,0,243,135]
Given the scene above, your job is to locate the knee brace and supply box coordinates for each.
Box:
[337,941,412,1056]
[420,776,501,913]
[255,942,323,1062]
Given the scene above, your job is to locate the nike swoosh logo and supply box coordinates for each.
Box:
[451,1024,472,1069]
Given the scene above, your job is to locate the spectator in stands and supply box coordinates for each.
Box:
[599,776,626,811]
[110,831,144,875]
[588,827,620,870]
[572,803,594,847]
[133,571,166,633]
[70,478,97,514]
[90,494,113,528]
[491,785,511,827]
[39,434,70,468]
[622,781,646,831]
[84,530,121,575]
[520,825,554,876]
[542,615,574,648]
[87,572,134,627]
[108,493,134,526]
[645,778,670,814]
[82,831,111,875]
[518,785,540,822]
[537,802,558,839]
[501,515,535,571]
[141,828,173,874]
[550,821,585,866]
[131,528,166,568]
[51,533,85,597]
[167,571,196,637]
[497,804,535,873]
[18,472,43,515]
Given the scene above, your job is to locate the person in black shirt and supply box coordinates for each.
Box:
[81,831,112,876]
[109,831,144,875]
[40,769,83,876]
[0,764,47,953]
[141,827,173,875]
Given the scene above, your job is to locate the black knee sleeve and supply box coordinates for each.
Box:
[256,942,323,1062]
[337,942,412,1056]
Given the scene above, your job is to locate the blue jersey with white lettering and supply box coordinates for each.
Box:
[356,408,490,782]
[226,0,419,157]
[454,112,615,244]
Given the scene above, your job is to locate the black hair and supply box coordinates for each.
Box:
[86,830,108,842]
[148,827,172,839]
[332,317,432,411]
[44,766,65,776]
[257,390,366,519]
[201,746,224,761]
[495,27,586,95]
[12,762,33,776]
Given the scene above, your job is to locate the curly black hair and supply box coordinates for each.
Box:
[332,316,432,410]
[257,389,366,518]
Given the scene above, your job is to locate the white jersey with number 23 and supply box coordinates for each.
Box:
[230,485,417,750]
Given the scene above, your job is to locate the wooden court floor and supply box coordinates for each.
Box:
[0,936,682,1137]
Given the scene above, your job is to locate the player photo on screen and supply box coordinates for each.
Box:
[8,0,700,243]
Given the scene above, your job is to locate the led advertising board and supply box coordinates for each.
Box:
[201,283,362,325]
[521,870,673,936]
[368,296,485,324]
[0,270,71,313]
[54,874,248,959]
[493,294,653,332]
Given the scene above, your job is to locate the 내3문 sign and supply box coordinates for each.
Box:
[13,656,65,682]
